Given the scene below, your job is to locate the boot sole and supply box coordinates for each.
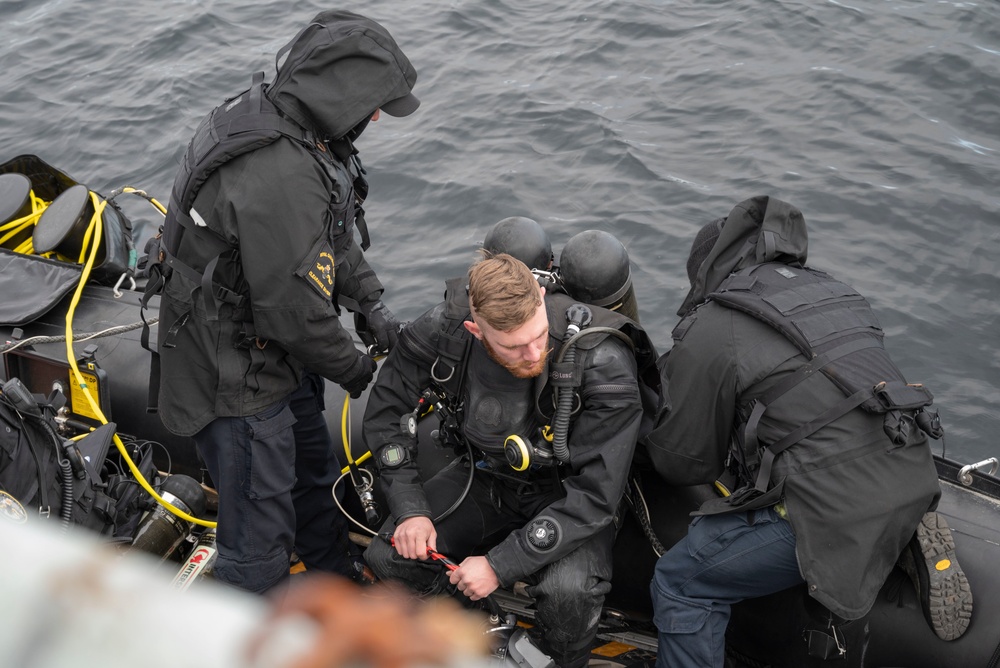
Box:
[910,512,973,641]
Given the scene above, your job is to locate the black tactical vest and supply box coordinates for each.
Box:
[708,263,941,491]
[158,72,363,307]
[140,74,367,409]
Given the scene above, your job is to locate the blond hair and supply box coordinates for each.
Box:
[467,252,542,331]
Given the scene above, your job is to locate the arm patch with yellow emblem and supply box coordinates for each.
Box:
[295,236,336,301]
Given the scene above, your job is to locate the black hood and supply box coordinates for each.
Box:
[266,10,419,141]
[678,195,809,317]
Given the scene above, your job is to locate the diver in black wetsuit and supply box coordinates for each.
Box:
[363,248,657,668]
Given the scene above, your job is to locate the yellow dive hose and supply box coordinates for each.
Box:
[340,393,373,473]
[63,189,216,529]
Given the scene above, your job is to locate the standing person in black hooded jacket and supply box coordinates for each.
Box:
[150,11,419,594]
[643,196,972,667]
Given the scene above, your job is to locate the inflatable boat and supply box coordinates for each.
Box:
[2,155,999,667]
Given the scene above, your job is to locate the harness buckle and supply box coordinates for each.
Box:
[233,331,254,350]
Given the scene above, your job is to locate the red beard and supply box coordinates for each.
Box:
[482,337,549,379]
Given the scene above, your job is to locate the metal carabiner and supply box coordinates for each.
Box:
[958,457,1000,486]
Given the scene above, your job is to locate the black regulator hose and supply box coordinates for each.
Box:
[432,436,476,524]
[31,411,81,532]
[551,305,593,463]
[551,367,574,464]
[551,306,637,464]
[58,458,74,532]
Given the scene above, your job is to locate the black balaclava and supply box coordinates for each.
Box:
[343,116,372,144]
[686,217,725,285]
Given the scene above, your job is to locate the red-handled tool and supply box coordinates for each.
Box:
[384,534,505,619]
[390,537,458,571]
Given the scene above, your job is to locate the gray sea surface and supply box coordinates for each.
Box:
[1,0,997,463]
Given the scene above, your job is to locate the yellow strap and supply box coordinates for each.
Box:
[63,190,215,528]
[0,190,47,247]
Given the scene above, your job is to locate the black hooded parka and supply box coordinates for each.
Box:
[643,196,941,620]
[155,11,417,436]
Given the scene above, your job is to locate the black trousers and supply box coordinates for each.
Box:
[194,371,353,593]
[365,457,613,668]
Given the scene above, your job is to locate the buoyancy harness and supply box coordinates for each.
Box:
[0,378,125,536]
[139,72,371,411]
[707,262,943,493]
[398,275,659,473]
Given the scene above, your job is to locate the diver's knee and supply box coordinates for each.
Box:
[363,535,395,578]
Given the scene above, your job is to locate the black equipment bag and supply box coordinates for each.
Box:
[0,392,125,535]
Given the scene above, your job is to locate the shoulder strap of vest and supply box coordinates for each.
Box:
[742,337,882,491]
[173,72,315,218]
[430,277,473,400]
[332,143,371,251]
[720,264,939,491]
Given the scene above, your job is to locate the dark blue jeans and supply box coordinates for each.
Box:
[650,507,802,668]
[194,371,352,593]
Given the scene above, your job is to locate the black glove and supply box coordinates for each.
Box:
[135,231,164,279]
[340,353,378,399]
[355,299,402,354]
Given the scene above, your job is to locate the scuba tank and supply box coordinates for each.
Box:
[128,473,208,561]
[558,229,639,322]
[483,216,554,271]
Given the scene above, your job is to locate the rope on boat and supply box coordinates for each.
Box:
[0,318,159,354]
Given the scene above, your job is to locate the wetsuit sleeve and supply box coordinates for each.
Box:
[485,337,643,587]
[361,308,444,521]
[643,308,738,486]
[228,141,364,384]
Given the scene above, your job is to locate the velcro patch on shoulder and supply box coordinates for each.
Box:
[295,237,336,300]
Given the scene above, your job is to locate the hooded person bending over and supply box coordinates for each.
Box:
[149,11,419,593]
[643,196,972,667]
[362,253,657,668]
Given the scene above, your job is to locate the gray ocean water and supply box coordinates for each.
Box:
[0,0,997,464]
